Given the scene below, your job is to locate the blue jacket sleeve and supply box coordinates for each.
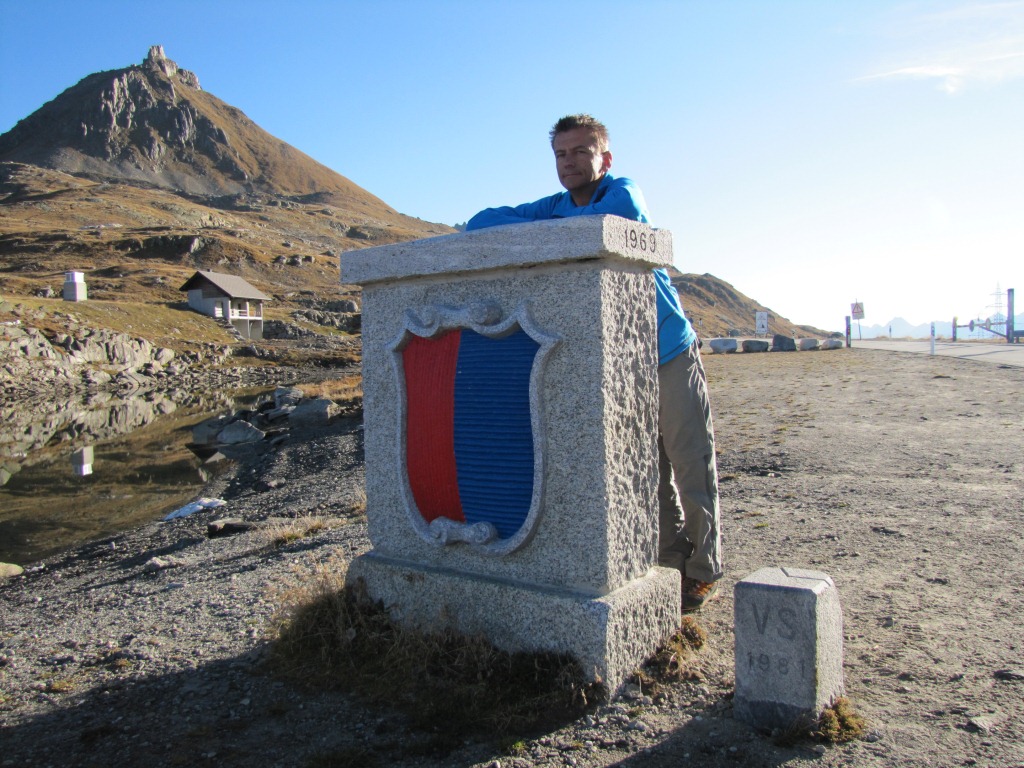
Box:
[465,195,560,231]
[465,174,650,230]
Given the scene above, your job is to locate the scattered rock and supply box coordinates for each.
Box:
[965,713,1002,734]
[163,497,227,521]
[771,334,797,352]
[142,556,185,572]
[994,669,1024,681]
[290,397,340,428]
[207,518,257,537]
[708,338,738,354]
[0,562,25,579]
[273,386,305,408]
[330,299,360,313]
[217,420,265,444]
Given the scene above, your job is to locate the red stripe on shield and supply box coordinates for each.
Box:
[402,331,465,523]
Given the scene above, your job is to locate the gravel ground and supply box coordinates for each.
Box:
[1,347,1022,768]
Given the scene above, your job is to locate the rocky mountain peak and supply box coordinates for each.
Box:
[143,45,201,90]
[0,48,384,204]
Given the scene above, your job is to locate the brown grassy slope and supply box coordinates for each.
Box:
[0,162,449,311]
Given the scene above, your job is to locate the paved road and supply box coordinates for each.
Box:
[850,339,1024,368]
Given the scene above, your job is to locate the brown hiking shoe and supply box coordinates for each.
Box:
[682,578,719,612]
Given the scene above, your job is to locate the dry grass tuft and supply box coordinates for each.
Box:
[267,557,600,740]
[298,374,362,408]
[631,616,708,695]
[344,486,367,517]
[41,678,75,693]
[499,738,529,756]
[678,615,708,650]
[260,516,334,547]
[771,696,868,747]
[816,697,867,743]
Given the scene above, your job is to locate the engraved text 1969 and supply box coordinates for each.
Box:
[624,225,656,253]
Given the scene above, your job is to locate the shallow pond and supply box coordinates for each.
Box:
[0,387,273,566]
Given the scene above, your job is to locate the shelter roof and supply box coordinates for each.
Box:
[179,270,272,301]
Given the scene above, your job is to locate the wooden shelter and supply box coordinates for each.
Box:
[179,270,271,340]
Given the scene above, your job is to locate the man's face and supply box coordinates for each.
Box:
[552,127,611,200]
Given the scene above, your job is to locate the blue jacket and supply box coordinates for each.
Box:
[466,173,695,364]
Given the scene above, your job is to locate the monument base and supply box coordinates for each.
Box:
[347,553,681,697]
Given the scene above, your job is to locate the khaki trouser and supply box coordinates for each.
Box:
[657,340,722,583]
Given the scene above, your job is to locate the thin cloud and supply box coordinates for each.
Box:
[859,64,966,93]
[857,2,1024,93]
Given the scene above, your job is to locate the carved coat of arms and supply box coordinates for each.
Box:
[390,302,558,555]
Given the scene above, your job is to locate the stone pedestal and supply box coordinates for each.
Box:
[733,567,845,730]
[339,216,680,695]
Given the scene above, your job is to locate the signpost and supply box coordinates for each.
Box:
[851,301,865,340]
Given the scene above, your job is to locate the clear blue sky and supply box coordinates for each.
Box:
[2,0,1022,332]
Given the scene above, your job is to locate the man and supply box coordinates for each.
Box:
[467,114,722,612]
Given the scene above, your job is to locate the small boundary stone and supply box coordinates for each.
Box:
[733,566,844,730]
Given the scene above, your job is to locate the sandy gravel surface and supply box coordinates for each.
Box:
[1,347,1022,768]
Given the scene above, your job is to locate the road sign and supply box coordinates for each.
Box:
[851,302,865,320]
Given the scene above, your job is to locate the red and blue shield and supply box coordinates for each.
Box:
[392,303,558,555]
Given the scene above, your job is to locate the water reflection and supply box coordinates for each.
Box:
[0,387,273,566]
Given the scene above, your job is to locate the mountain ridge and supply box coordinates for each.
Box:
[0,46,413,219]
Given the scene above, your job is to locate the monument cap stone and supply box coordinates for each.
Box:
[341,215,672,285]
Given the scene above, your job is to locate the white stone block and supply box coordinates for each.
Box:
[733,567,844,730]
[708,337,738,354]
[798,338,821,351]
[63,281,88,302]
